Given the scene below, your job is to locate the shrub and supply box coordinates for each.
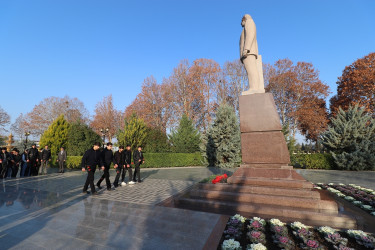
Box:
[141,152,203,168]
[291,153,334,169]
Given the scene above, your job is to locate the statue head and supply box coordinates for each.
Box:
[241,14,252,27]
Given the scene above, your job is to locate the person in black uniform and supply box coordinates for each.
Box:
[132,146,144,183]
[112,146,125,188]
[0,147,12,179]
[81,142,103,195]
[27,144,40,176]
[96,142,114,191]
[122,145,134,185]
[10,148,22,178]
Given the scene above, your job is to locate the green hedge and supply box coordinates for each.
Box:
[291,153,334,169]
[142,152,203,168]
[60,153,204,169]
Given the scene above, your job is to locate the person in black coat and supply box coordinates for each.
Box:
[0,147,12,179]
[122,145,134,185]
[132,146,144,183]
[81,142,103,195]
[112,146,125,188]
[27,144,40,176]
[10,148,22,178]
[96,142,114,191]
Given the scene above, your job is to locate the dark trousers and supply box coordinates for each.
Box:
[10,164,19,178]
[29,160,38,176]
[113,167,123,187]
[58,161,65,172]
[133,164,141,182]
[1,164,8,178]
[83,170,96,193]
[122,167,132,183]
[97,167,111,189]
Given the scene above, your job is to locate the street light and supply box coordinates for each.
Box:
[100,128,109,147]
[24,131,31,150]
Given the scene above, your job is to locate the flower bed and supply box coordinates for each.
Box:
[219,215,375,249]
[315,183,375,216]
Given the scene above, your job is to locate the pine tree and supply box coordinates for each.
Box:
[67,122,101,156]
[322,105,375,170]
[169,114,201,153]
[143,126,171,153]
[39,115,70,156]
[117,113,148,151]
[202,103,241,167]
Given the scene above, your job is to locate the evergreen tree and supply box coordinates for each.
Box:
[39,115,70,156]
[202,104,241,167]
[117,113,147,151]
[143,126,171,153]
[282,122,296,155]
[169,114,201,153]
[322,105,375,170]
[67,122,102,156]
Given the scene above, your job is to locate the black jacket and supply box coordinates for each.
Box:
[124,150,132,165]
[101,147,113,167]
[11,154,22,166]
[113,151,124,166]
[27,147,40,161]
[41,149,51,161]
[81,148,101,170]
[0,151,12,166]
[133,150,144,166]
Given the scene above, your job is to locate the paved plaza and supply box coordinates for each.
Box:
[0,167,374,249]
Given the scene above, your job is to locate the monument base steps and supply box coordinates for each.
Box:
[174,166,357,230]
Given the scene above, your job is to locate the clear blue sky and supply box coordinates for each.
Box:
[1,0,374,128]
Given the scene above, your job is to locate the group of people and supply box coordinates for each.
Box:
[0,144,57,179]
[81,142,145,195]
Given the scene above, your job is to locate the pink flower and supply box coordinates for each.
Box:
[251,220,261,228]
[279,236,288,244]
[306,240,319,248]
[251,231,261,238]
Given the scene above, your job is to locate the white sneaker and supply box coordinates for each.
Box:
[129,181,135,184]
[121,182,126,186]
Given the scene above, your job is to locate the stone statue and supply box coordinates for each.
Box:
[240,14,265,95]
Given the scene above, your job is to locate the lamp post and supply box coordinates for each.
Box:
[100,128,109,148]
[24,131,31,150]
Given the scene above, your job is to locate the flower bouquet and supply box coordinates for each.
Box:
[247,230,266,245]
[346,229,375,249]
[246,243,267,250]
[212,173,229,184]
[317,226,352,250]
[221,239,241,250]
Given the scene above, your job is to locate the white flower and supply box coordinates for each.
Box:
[232,214,246,223]
[344,196,355,201]
[361,205,373,211]
[328,183,335,186]
[222,239,241,250]
[352,201,362,205]
[291,221,310,230]
[371,212,375,216]
[247,243,267,250]
[269,218,285,226]
[317,182,323,185]
[338,183,345,186]
[336,193,345,197]
[347,229,368,237]
[318,226,337,234]
[314,186,322,190]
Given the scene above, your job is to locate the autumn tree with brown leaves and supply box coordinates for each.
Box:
[330,52,375,116]
[265,59,330,141]
[23,96,89,137]
[0,106,10,132]
[91,94,123,143]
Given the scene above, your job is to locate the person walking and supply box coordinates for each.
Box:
[81,142,103,195]
[96,142,114,191]
[39,145,51,175]
[113,146,125,188]
[122,145,135,185]
[27,144,40,176]
[57,147,67,173]
[132,146,144,183]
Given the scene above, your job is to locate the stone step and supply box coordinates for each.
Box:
[227,176,313,189]
[176,198,357,229]
[189,189,336,212]
[229,167,306,180]
[197,183,320,199]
